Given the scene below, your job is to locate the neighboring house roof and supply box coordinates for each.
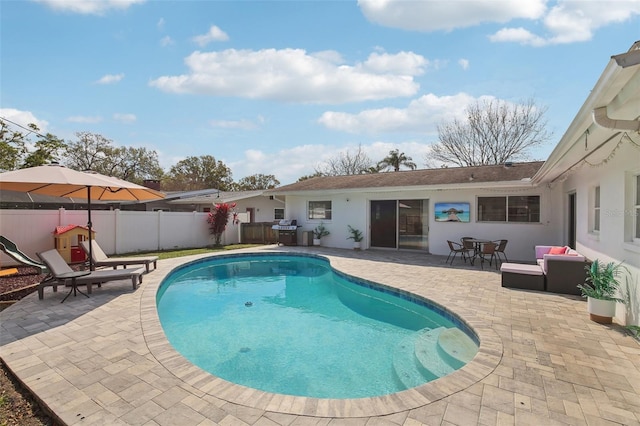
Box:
[169,190,273,205]
[533,41,640,185]
[162,188,221,201]
[267,161,544,194]
[0,189,113,209]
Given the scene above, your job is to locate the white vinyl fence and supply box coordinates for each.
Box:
[0,208,244,267]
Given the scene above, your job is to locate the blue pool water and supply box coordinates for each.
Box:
[156,253,478,399]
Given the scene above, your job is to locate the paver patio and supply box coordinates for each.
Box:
[1,246,639,425]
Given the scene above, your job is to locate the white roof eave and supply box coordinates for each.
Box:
[267,180,536,197]
[533,44,640,185]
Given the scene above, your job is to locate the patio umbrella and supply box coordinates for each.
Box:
[0,164,164,269]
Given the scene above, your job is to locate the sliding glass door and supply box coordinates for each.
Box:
[398,199,429,250]
[370,200,396,248]
[370,199,429,251]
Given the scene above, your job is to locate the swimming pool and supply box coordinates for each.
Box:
[156,253,479,399]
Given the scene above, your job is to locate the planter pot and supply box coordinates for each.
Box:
[587,297,617,324]
[353,242,361,250]
[313,238,321,246]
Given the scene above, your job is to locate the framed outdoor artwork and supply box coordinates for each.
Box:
[434,202,470,223]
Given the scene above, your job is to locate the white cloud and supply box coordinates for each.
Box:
[149,48,423,104]
[357,0,546,31]
[160,36,175,47]
[157,18,165,30]
[458,58,469,70]
[357,0,640,46]
[359,51,428,75]
[67,115,103,123]
[318,93,493,134]
[33,0,145,15]
[0,108,49,132]
[491,1,640,46]
[192,25,229,46]
[113,113,136,123]
[209,118,261,130]
[96,73,124,85]
[489,27,546,46]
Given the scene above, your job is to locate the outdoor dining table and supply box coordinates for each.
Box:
[466,239,493,265]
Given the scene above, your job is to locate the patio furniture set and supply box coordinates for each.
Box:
[500,245,587,295]
[446,237,508,270]
[447,238,587,296]
[36,240,158,303]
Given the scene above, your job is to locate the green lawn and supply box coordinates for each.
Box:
[124,244,264,260]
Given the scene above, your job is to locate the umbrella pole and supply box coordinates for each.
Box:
[87,186,94,271]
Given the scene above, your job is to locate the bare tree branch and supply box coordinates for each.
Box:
[315,144,375,176]
[428,98,552,167]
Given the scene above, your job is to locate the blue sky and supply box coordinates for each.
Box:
[2,1,639,184]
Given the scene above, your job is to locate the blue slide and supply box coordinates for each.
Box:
[0,235,47,274]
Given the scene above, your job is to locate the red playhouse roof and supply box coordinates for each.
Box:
[53,225,93,235]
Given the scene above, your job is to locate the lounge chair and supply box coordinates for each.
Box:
[0,235,47,274]
[80,240,158,273]
[37,249,143,302]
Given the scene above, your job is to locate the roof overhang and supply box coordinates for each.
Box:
[533,41,640,185]
[266,179,536,197]
[169,190,267,205]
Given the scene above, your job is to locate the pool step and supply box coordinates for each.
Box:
[413,327,458,379]
[436,328,478,369]
[393,327,479,390]
[392,331,438,389]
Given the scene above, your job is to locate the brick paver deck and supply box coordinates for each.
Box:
[1,246,639,425]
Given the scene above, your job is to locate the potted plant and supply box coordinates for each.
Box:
[312,222,330,246]
[346,225,363,250]
[577,260,626,324]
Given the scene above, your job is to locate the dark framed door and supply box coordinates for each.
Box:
[370,200,397,248]
[246,208,255,223]
[568,193,576,249]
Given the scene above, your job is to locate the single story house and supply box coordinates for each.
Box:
[267,41,640,326]
[166,190,285,223]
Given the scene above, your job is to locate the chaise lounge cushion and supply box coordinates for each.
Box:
[538,252,585,275]
[500,263,543,275]
[80,240,158,273]
[37,249,144,300]
[500,262,545,291]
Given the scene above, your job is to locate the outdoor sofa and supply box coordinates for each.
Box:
[500,245,588,295]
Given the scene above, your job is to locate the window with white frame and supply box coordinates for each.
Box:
[477,196,540,223]
[274,208,284,220]
[308,201,332,220]
[594,185,601,232]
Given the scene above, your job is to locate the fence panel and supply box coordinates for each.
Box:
[0,208,246,266]
[241,223,278,244]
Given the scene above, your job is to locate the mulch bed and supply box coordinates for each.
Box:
[0,264,84,304]
[0,266,45,302]
[0,267,58,425]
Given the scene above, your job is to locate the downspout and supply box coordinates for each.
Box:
[592,107,640,131]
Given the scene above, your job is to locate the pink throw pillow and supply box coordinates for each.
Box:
[548,246,567,255]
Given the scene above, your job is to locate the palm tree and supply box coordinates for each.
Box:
[377,149,417,172]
